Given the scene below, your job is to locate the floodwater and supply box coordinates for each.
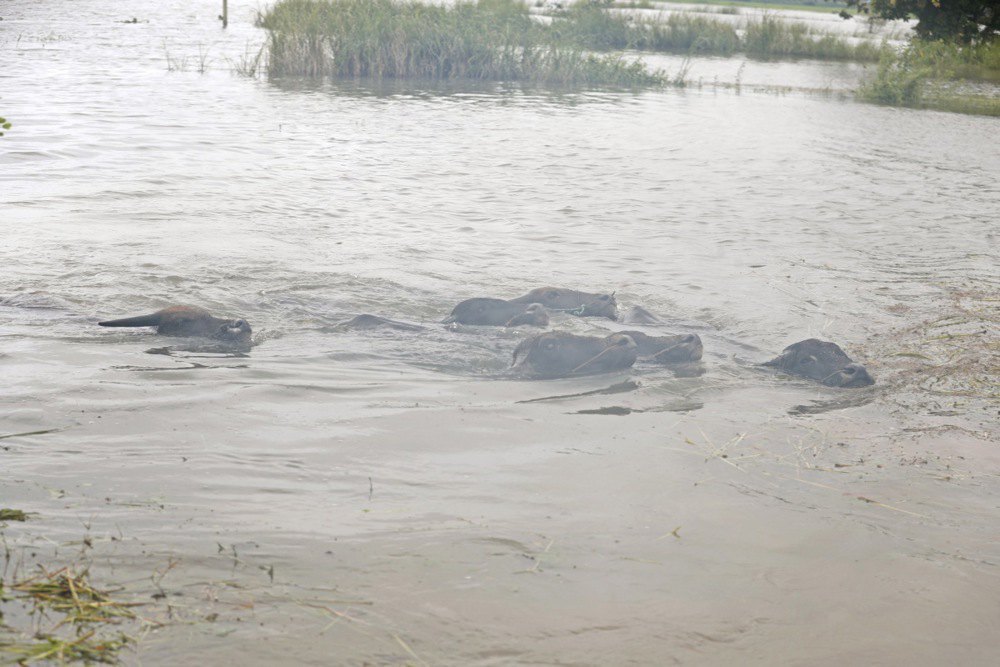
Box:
[2,1,999,665]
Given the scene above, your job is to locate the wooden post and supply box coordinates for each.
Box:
[222,0,228,29]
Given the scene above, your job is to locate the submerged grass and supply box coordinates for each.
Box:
[261,0,665,85]
[918,92,1000,117]
[875,285,1000,426]
[0,566,141,664]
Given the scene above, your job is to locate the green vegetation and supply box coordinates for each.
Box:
[554,2,882,60]
[0,116,10,137]
[552,3,742,55]
[0,509,27,521]
[657,0,849,13]
[857,40,1000,116]
[838,0,999,43]
[231,42,267,78]
[259,0,998,115]
[858,50,927,106]
[917,92,1000,116]
[260,0,665,86]
[846,0,1000,116]
[905,38,1000,82]
[259,0,887,87]
[742,13,882,59]
[0,566,139,664]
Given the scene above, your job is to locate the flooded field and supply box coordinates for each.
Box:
[1,0,998,664]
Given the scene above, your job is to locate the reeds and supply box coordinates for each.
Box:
[261,0,664,85]
[231,42,268,78]
[553,5,742,55]
[554,3,879,60]
[258,0,999,113]
[260,0,886,86]
[743,13,882,60]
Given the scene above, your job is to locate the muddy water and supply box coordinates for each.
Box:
[2,1,999,665]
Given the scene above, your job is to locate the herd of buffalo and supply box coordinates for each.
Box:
[97,286,875,388]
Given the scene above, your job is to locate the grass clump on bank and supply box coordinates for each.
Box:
[260,0,666,86]
[905,38,1000,83]
[858,40,1000,116]
[857,50,927,106]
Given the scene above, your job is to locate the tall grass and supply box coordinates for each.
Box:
[261,0,664,85]
[857,50,927,106]
[743,13,883,60]
[260,0,886,87]
[857,42,1000,116]
[905,38,1000,83]
[554,3,880,60]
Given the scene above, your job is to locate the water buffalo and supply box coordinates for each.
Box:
[512,331,637,379]
[763,339,874,388]
[621,330,703,363]
[510,287,617,320]
[99,305,252,345]
[444,298,549,327]
[504,303,550,328]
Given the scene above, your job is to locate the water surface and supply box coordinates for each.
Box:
[2,1,999,665]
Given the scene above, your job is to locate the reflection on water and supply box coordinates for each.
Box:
[2,0,999,665]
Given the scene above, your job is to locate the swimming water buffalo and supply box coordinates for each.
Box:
[504,303,550,328]
[444,298,549,327]
[99,305,252,346]
[512,331,637,379]
[763,339,874,388]
[509,287,617,320]
[621,330,703,363]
